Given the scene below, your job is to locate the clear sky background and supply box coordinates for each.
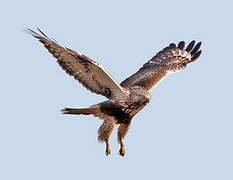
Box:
[1,0,233,179]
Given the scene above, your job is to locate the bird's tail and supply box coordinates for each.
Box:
[61,106,107,120]
[61,107,99,115]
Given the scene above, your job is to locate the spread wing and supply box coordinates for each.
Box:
[26,28,127,99]
[121,40,202,90]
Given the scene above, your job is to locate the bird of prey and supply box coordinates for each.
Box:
[26,28,202,156]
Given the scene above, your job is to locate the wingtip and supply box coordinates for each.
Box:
[37,28,51,39]
[185,40,196,52]
[190,50,202,62]
[191,40,196,44]
[169,43,176,48]
[190,41,202,55]
[26,28,58,45]
[178,41,185,49]
[24,27,40,38]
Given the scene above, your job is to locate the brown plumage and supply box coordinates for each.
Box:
[26,28,202,156]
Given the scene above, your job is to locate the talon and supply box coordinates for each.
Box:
[106,149,110,156]
[105,142,111,156]
[119,146,125,157]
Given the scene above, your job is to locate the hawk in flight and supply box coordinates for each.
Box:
[27,28,202,156]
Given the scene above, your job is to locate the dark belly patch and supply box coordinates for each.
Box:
[100,103,131,124]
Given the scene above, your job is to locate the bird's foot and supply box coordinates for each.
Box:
[105,145,111,156]
[119,146,125,157]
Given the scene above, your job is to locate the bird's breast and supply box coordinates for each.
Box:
[100,96,149,124]
[100,102,131,124]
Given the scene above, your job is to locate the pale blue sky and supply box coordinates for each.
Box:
[1,0,233,179]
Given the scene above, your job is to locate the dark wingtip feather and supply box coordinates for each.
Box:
[24,28,41,38]
[26,28,56,43]
[191,50,202,62]
[169,43,176,48]
[190,41,202,55]
[37,28,47,37]
[37,28,52,40]
[178,41,185,49]
[186,40,195,52]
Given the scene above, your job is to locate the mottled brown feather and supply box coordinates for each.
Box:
[121,40,202,90]
[26,28,127,100]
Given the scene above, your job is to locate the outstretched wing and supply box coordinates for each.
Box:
[26,28,127,99]
[120,40,202,90]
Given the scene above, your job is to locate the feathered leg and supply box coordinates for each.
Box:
[98,117,117,156]
[117,122,131,156]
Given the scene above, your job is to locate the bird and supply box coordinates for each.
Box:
[26,28,202,156]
